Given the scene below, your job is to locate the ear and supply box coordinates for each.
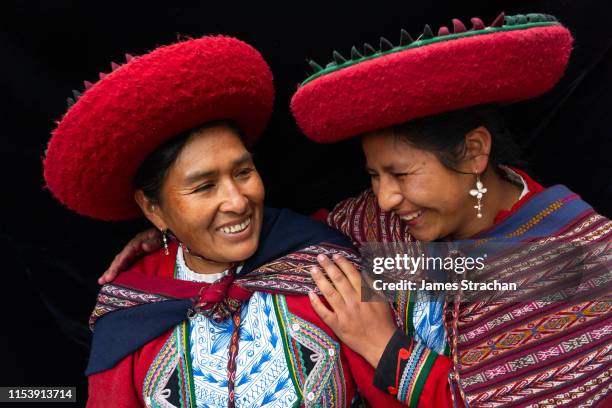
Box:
[463,126,492,174]
[134,190,167,231]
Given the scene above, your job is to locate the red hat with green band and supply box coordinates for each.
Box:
[290,13,573,143]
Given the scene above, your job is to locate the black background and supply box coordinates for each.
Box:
[1,1,611,406]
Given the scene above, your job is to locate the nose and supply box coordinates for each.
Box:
[219,180,249,214]
[376,176,404,212]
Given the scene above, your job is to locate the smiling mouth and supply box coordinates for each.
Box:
[217,217,251,234]
[400,210,424,224]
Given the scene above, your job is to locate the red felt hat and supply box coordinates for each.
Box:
[291,13,573,143]
[44,36,274,220]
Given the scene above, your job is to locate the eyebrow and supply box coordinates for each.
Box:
[382,164,400,172]
[365,164,402,173]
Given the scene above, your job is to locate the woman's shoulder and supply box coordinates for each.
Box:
[245,207,357,273]
[327,190,411,245]
[125,243,177,278]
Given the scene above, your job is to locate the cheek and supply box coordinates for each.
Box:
[247,174,265,204]
[167,197,215,232]
[435,177,471,212]
[398,178,432,204]
[399,175,465,211]
[370,178,380,194]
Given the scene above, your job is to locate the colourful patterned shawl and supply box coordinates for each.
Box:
[329,185,611,407]
[86,207,360,376]
[452,186,611,407]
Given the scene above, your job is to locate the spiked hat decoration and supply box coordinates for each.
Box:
[44,36,274,221]
[291,13,573,143]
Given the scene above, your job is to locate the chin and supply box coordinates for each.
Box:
[410,228,439,243]
[224,240,259,262]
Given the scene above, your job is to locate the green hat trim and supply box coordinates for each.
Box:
[300,13,559,87]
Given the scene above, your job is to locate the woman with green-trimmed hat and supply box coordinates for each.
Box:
[291,12,612,407]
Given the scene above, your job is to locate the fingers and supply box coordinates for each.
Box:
[310,265,346,312]
[141,229,163,252]
[98,248,139,284]
[308,291,338,327]
[330,254,362,292]
[98,253,124,285]
[97,228,160,285]
[316,254,356,301]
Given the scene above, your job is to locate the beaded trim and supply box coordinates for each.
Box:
[273,294,346,407]
[143,321,195,408]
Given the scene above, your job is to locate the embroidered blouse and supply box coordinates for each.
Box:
[174,247,298,407]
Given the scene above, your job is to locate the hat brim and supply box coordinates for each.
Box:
[291,24,572,143]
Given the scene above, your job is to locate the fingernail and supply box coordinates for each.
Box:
[308,291,316,300]
[317,254,327,262]
[310,266,319,275]
[332,254,341,261]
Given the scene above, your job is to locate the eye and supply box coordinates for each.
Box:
[193,183,215,193]
[368,172,379,179]
[236,167,254,178]
[392,173,408,178]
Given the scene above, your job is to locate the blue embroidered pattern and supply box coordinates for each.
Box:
[189,292,298,407]
[412,290,447,355]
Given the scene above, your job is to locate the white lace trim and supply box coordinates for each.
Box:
[175,246,236,283]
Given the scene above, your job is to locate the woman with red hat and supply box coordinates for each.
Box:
[44,36,412,407]
[291,12,612,408]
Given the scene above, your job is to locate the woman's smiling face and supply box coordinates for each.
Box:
[362,131,477,242]
[139,123,265,265]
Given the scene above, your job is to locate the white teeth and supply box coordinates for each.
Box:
[401,211,422,222]
[220,217,251,234]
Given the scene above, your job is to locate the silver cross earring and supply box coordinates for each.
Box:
[469,173,487,219]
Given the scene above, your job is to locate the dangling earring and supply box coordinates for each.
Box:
[469,173,487,219]
[162,229,169,255]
